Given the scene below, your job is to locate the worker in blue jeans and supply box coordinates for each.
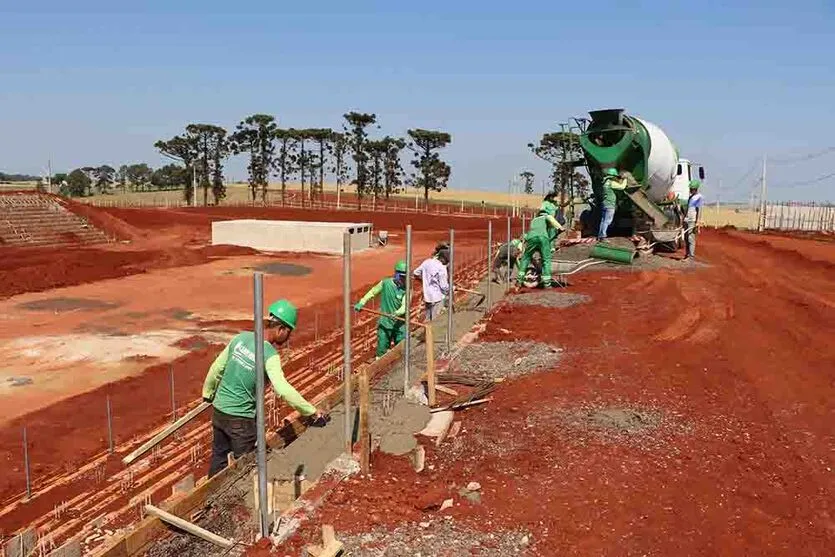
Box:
[598,168,627,241]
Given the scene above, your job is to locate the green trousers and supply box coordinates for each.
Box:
[376,324,406,357]
[517,234,553,284]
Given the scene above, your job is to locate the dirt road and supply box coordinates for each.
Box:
[286,229,835,556]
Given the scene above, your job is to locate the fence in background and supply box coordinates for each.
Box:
[764,202,835,232]
[82,193,536,219]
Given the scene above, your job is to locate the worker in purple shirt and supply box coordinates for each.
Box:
[684,180,703,260]
[413,248,449,321]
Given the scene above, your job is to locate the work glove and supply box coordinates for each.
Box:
[309,410,331,427]
[354,303,363,312]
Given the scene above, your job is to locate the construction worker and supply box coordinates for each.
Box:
[202,299,328,478]
[517,200,565,287]
[414,248,449,321]
[683,179,703,260]
[598,168,628,241]
[492,237,523,283]
[354,260,408,358]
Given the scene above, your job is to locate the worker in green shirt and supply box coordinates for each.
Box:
[517,199,565,287]
[354,260,408,358]
[202,299,328,477]
[598,168,628,241]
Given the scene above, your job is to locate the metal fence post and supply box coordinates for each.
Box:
[23,427,31,499]
[342,232,352,454]
[447,229,454,354]
[487,221,492,309]
[253,272,269,538]
[169,364,176,423]
[106,396,114,454]
[506,217,511,291]
[404,225,412,396]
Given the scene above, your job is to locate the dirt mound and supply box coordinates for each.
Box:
[0,244,258,299]
[59,197,145,241]
[449,341,562,379]
[510,291,591,308]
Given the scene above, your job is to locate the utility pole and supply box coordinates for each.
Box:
[47,159,52,194]
[757,154,767,232]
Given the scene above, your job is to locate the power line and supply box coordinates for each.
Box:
[775,171,835,189]
[770,146,835,165]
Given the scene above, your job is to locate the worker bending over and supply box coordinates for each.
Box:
[354,260,408,358]
[414,248,449,321]
[517,198,565,288]
[598,168,628,241]
[202,299,327,477]
[493,237,523,283]
[684,180,703,260]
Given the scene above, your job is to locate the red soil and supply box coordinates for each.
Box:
[0,200,514,300]
[283,229,835,556]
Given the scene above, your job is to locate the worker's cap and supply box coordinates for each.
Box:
[267,299,297,330]
[606,168,619,177]
[688,179,702,190]
[394,260,407,273]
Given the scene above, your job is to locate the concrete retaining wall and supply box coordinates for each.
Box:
[211,220,372,254]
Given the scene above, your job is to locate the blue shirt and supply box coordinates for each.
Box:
[686,192,703,221]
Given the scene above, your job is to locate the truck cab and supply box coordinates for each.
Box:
[672,159,706,202]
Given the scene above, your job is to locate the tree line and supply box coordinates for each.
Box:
[49,164,188,198]
[154,112,453,207]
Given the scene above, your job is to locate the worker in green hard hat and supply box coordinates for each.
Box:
[354,260,408,358]
[517,197,565,287]
[493,236,524,283]
[683,179,704,260]
[598,168,628,241]
[203,299,328,478]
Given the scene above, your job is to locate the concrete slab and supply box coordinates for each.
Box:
[211,220,372,254]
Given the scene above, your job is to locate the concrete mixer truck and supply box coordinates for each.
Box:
[576,108,705,242]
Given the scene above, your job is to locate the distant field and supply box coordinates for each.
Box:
[701,205,758,229]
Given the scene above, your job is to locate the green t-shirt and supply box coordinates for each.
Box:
[602,176,627,209]
[202,331,316,419]
[357,277,406,329]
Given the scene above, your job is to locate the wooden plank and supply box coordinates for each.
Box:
[122,402,211,465]
[435,384,458,396]
[143,505,234,549]
[358,368,370,475]
[430,397,493,413]
[425,325,436,406]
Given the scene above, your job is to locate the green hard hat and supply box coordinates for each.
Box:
[268,299,297,330]
[606,168,619,177]
[394,260,407,273]
[689,179,701,190]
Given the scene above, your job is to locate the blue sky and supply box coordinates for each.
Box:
[1,1,834,201]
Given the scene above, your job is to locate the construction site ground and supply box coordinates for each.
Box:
[274,228,834,556]
[0,203,503,547]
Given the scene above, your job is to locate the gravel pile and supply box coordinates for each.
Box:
[340,518,532,556]
[449,341,562,379]
[532,403,691,447]
[146,485,252,557]
[510,291,591,308]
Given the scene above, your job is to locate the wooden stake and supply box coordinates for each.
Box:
[425,326,436,406]
[358,368,370,475]
[144,505,234,549]
[305,525,344,557]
